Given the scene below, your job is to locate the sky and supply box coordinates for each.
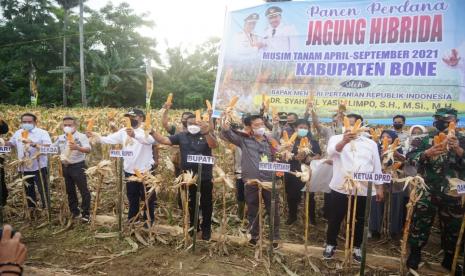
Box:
[87,0,264,54]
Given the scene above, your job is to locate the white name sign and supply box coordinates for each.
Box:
[353,172,392,183]
[0,146,11,153]
[259,162,290,172]
[187,155,215,165]
[110,150,134,158]
[40,146,59,154]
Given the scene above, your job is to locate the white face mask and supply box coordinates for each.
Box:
[253,127,266,136]
[63,126,74,134]
[187,125,201,135]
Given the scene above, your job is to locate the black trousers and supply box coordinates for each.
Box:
[62,162,91,216]
[284,173,315,221]
[188,179,213,233]
[23,168,50,208]
[323,192,331,219]
[236,178,245,203]
[125,173,156,222]
[0,157,8,206]
[326,190,367,248]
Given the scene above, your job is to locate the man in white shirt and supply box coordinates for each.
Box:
[87,109,157,225]
[54,116,91,222]
[232,13,265,60]
[262,6,298,52]
[322,114,384,263]
[7,113,52,211]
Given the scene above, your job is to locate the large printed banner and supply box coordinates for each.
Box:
[212,0,465,125]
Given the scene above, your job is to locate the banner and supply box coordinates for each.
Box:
[213,0,465,125]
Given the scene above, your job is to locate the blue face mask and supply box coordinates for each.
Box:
[297,128,308,137]
[21,123,34,131]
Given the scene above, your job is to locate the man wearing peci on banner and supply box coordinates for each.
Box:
[232,13,266,60]
[262,6,297,52]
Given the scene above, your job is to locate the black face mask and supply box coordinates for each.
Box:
[393,123,403,130]
[130,119,139,128]
[433,120,449,132]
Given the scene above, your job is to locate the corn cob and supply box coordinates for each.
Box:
[282,131,289,143]
[134,169,144,178]
[343,116,350,130]
[21,130,29,140]
[351,119,362,133]
[195,110,201,122]
[124,117,131,129]
[145,111,151,130]
[289,132,298,144]
[392,162,402,171]
[66,132,75,143]
[86,119,94,132]
[382,136,389,152]
[228,96,239,108]
[448,121,456,137]
[206,99,212,111]
[166,93,173,105]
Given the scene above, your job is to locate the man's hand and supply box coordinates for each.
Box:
[199,121,210,134]
[448,136,460,150]
[424,143,447,159]
[126,128,135,138]
[0,224,27,265]
[375,186,384,202]
[342,130,357,144]
[163,103,172,110]
[85,131,93,138]
[68,142,80,151]
[220,112,230,130]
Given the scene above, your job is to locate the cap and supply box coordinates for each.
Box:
[244,13,259,22]
[124,108,145,117]
[265,6,282,18]
[433,107,458,118]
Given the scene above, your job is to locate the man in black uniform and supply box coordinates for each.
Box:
[151,113,218,240]
[0,118,9,206]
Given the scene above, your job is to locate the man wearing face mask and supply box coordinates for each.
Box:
[221,114,281,248]
[6,113,52,213]
[272,112,299,140]
[283,119,321,225]
[406,108,465,274]
[151,113,218,240]
[87,108,157,225]
[54,116,91,222]
[323,114,384,262]
[392,115,409,153]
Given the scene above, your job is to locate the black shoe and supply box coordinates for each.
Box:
[286,217,297,225]
[406,247,421,270]
[323,244,336,259]
[249,238,257,246]
[201,230,211,241]
[441,253,463,275]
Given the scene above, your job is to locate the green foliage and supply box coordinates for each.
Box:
[0,0,219,109]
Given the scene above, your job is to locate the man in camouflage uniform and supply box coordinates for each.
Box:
[406,107,465,274]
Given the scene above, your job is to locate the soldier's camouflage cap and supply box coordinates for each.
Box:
[433,107,458,118]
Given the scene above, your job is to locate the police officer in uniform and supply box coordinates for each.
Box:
[406,107,465,274]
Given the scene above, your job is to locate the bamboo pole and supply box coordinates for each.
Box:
[37,167,51,225]
[192,163,202,252]
[304,188,310,254]
[183,185,189,248]
[344,190,353,266]
[400,185,417,275]
[91,174,104,229]
[360,181,374,275]
[117,158,123,238]
[269,172,277,256]
[349,188,358,267]
[258,185,263,260]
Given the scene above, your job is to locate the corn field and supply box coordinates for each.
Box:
[0,104,448,275]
